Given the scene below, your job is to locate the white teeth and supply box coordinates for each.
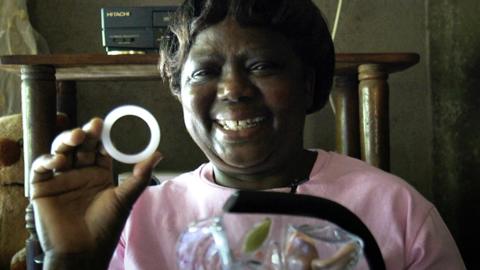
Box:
[217,117,265,131]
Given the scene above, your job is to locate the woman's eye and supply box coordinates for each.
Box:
[191,68,218,81]
[192,70,208,78]
[248,62,279,74]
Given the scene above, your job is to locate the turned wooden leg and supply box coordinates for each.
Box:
[358,64,390,171]
[25,204,42,270]
[331,75,360,158]
[21,65,57,270]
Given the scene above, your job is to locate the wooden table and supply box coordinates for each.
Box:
[0,53,419,269]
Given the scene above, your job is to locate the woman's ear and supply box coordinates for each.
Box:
[172,85,182,102]
[174,92,182,103]
[304,68,316,112]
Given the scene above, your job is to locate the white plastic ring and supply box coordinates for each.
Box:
[101,105,160,164]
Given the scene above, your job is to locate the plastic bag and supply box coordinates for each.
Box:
[177,214,367,270]
[176,191,386,270]
[0,0,49,116]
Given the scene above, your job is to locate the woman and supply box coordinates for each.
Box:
[31,0,465,269]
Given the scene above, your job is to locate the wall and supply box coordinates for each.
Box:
[428,0,480,267]
[27,0,478,267]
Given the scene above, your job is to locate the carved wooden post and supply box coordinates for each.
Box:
[358,64,390,171]
[21,65,56,270]
[331,75,360,158]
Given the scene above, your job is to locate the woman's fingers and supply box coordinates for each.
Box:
[96,145,113,171]
[114,152,163,209]
[51,128,86,170]
[30,154,68,185]
[51,128,86,154]
[31,167,112,200]
[76,118,104,167]
[30,150,113,200]
[50,118,109,170]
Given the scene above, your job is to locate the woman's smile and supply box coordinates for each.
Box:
[212,115,270,143]
[216,116,266,131]
[211,104,271,143]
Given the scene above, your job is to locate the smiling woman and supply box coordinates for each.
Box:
[29,0,465,270]
[179,18,316,189]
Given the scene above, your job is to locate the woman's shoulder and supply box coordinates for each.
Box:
[313,150,422,191]
[311,150,396,179]
[308,150,433,213]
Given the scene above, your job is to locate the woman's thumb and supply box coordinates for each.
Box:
[114,152,163,208]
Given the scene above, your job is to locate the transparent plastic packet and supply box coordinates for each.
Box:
[177,214,368,270]
[176,191,385,270]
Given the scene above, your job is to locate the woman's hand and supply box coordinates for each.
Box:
[30,118,162,269]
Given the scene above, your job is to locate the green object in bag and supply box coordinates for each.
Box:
[242,217,272,253]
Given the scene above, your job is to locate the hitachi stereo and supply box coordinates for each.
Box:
[101,6,177,54]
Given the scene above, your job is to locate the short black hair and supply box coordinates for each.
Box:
[159,0,335,114]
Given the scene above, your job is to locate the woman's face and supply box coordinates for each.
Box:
[179,18,314,177]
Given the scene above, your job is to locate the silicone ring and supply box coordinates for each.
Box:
[101,105,160,164]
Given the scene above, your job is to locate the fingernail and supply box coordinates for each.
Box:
[99,145,108,156]
[82,120,92,131]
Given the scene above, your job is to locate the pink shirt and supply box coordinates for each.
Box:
[109,150,465,269]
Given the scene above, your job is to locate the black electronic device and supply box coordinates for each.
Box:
[101,6,177,54]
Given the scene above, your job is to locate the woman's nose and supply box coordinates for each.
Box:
[217,68,255,102]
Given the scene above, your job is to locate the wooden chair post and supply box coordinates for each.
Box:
[331,75,360,158]
[358,64,390,171]
[21,65,56,270]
